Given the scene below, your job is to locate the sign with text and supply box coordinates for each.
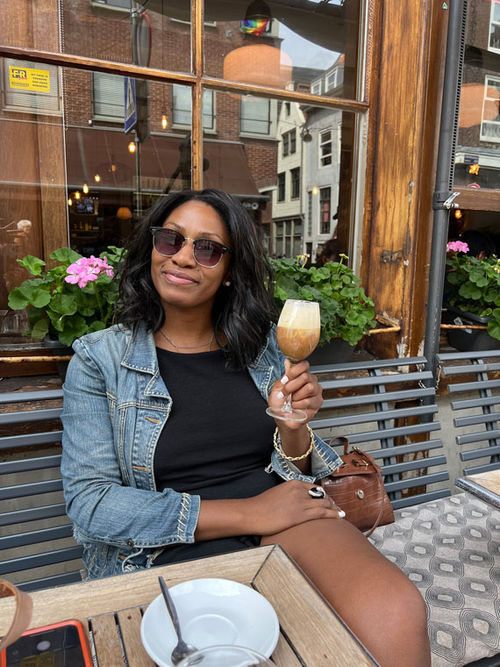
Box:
[9,66,50,92]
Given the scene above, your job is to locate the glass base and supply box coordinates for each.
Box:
[266,406,307,423]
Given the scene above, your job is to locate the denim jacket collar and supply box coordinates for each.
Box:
[121,323,170,400]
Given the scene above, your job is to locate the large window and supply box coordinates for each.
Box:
[3,60,61,114]
[282,129,296,157]
[240,97,271,135]
[319,130,333,167]
[489,0,500,52]
[277,172,286,202]
[291,167,300,199]
[93,72,124,120]
[319,187,331,234]
[480,76,500,142]
[172,85,215,130]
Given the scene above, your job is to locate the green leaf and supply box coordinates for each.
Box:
[50,293,78,316]
[50,247,82,264]
[16,255,46,276]
[8,287,30,310]
[31,319,49,339]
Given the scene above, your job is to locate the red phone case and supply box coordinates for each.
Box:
[0,619,93,667]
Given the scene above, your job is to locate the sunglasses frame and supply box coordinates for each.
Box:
[150,226,232,268]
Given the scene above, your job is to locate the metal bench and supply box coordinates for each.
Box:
[0,389,84,592]
[437,349,500,477]
[310,355,450,508]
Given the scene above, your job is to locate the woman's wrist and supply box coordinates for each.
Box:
[274,424,314,473]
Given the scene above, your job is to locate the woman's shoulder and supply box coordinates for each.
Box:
[72,324,133,353]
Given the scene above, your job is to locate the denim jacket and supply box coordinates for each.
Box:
[61,323,342,579]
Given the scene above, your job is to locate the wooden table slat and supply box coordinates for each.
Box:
[91,613,124,667]
[117,607,155,667]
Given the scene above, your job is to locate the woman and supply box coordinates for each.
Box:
[61,189,430,666]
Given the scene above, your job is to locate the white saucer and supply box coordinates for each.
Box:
[140,578,280,667]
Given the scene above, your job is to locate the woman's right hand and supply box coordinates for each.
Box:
[243,480,343,536]
[195,480,344,541]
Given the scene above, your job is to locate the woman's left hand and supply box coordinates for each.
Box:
[268,359,323,429]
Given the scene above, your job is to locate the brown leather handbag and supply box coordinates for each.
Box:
[319,437,395,537]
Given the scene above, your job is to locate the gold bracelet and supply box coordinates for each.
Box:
[273,425,315,461]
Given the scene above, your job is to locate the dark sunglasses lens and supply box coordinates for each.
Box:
[194,240,224,267]
[154,229,183,256]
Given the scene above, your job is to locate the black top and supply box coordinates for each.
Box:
[153,348,280,565]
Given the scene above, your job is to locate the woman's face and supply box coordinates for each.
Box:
[151,200,232,313]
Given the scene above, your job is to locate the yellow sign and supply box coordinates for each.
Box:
[9,66,50,92]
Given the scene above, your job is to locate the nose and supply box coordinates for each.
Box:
[171,237,196,267]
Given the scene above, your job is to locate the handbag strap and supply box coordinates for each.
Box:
[0,580,33,652]
[363,472,386,538]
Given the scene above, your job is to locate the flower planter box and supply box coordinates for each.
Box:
[446,306,499,352]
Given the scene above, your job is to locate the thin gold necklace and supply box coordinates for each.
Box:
[158,328,215,351]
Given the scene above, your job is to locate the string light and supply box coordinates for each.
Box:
[74,191,81,200]
[94,174,101,182]
[312,186,318,195]
[128,141,136,153]
[454,209,463,219]
[68,198,73,206]
[83,183,89,194]
[161,114,168,130]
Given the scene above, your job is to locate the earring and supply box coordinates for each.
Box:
[224,280,231,287]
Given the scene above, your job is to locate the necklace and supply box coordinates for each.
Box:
[158,327,215,351]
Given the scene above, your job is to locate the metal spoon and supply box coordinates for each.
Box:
[158,576,198,665]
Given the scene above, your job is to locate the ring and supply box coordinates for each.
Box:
[308,486,326,499]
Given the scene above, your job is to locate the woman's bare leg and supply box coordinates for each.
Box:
[262,518,430,667]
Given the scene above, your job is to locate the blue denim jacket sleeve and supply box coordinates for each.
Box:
[61,331,200,550]
[249,326,342,483]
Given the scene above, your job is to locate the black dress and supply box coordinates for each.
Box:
[153,348,280,565]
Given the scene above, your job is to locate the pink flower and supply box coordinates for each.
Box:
[65,256,115,288]
[446,241,469,254]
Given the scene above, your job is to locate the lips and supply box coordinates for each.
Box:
[164,270,198,286]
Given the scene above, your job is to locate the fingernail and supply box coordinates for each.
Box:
[277,391,284,400]
[280,375,289,385]
[338,510,346,519]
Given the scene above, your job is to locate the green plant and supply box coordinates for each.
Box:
[445,243,500,341]
[8,246,125,346]
[269,255,376,346]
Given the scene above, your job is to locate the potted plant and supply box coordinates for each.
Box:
[269,255,376,363]
[444,240,500,350]
[7,246,124,349]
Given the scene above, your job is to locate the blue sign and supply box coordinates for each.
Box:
[124,77,137,134]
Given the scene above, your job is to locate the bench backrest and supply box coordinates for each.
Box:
[0,389,84,592]
[437,350,500,476]
[310,356,450,510]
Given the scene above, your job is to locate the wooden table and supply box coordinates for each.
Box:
[0,545,376,666]
[456,470,500,508]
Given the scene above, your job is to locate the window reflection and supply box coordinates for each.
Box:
[205,0,359,99]
[204,92,354,264]
[456,0,500,191]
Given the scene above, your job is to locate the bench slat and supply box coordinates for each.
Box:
[460,444,500,460]
[0,479,63,500]
[318,421,441,443]
[454,412,500,427]
[321,387,436,410]
[0,524,74,549]
[447,379,500,394]
[0,504,68,527]
[17,570,84,592]
[456,429,500,445]
[320,371,434,391]
[440,362,500,376]
[314,404,438,429]
[0,431,62,450]
[385,471,449,494]
[0,455,62,474]
[391,488,450,509]
[381,455,448,476]
[0,546,83,574]
[0,408,62,425]
[0,389,63,404]
[312,356,428,374]
[450,396,500,410]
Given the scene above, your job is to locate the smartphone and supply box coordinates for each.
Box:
[0,619,93,667]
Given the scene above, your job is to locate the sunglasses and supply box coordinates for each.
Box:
[150,227,232,268]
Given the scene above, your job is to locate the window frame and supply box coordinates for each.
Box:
[480,75,500,143]
[277,172,286,202]
[319,186,332,235]
[319,129,333,167]
[172,84,215,132]
[489,0,500,54]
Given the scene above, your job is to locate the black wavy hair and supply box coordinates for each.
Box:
[117,189,276,368]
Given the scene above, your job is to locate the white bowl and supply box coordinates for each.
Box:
[140,578,280,667]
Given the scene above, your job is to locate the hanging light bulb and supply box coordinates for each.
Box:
[83,183,89,194]
[94,173,101,183]
[128,141,136,153]
[74,191,81,200]
[68,198,73,206]
[312,186,318,195]
[454,209,463,219]
[161,114,168,130]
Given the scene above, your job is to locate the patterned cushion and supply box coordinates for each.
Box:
[369,493,500,667]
